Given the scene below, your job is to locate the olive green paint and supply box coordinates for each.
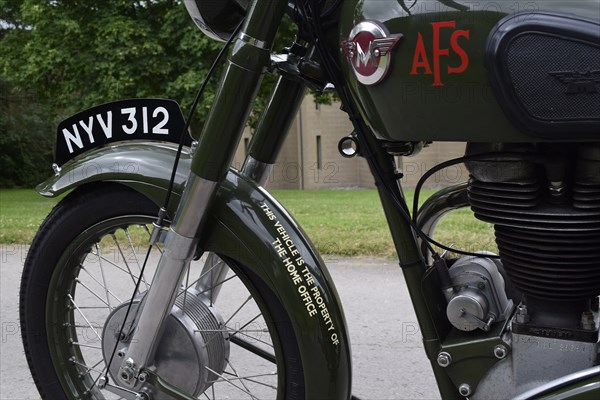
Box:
[337,0,600,142]
[439,319,511,395]
[248,76,307,164]
[190,0,288,181]
[36,141,352,399]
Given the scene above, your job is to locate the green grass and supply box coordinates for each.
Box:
[0,188,497,258]
[272,189,496,258]
[0,189,62,244]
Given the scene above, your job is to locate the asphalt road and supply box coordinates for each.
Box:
[0,245,439,399]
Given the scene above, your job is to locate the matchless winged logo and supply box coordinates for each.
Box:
[342,21,403,86]
[549,70,600,94]
[342,37,400,66]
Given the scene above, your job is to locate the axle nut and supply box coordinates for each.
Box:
[459,383,472,397]
[437,352,452,367]
[494,344,508,359]
[120,368,133,382]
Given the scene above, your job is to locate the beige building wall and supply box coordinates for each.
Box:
[232,95,467,190]
[296,98,371,189]
[400,142,468,189]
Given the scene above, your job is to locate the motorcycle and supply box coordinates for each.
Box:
[19,0,600,399]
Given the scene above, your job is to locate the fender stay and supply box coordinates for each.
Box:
[37,142,352,399]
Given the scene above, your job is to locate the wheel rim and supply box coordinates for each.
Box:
[46,214,284,399]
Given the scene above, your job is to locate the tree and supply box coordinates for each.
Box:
[1,1,232,133]
[0,76,55,186]
[0,0,298,186]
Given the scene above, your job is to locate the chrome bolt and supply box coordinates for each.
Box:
[125,357,135,368]
[138,372,148,383]
[98,376,108,389]
[120,369,132,382]
[190,140,198,155]
[459,383,472,397]
[52,163,61,175]
[494,344,508,359]
[437,352,452,367]
[515,305,530,324]
[581,312,595,330]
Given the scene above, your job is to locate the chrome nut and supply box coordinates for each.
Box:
[494,344,508,359]
[437,352,452,367]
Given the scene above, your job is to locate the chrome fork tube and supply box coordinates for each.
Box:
[241,155,273,186]
[119,174,217,385]
[191,158,271,304]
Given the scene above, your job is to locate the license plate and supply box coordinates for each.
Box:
[55,99,190,166]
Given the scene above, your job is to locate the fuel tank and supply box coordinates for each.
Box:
[338,1,600,142]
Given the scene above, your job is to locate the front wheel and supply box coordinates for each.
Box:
[20,183,305,399]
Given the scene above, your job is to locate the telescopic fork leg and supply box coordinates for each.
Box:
[116,0,289,389]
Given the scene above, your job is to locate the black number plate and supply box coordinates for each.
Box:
[55,99,190,166]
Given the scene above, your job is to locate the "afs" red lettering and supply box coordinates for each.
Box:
[410,21,470,86]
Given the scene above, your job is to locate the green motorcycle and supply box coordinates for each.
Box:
[20,0,600,398]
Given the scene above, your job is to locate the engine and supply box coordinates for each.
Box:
[466,142,600,333]
[459,142,600,398]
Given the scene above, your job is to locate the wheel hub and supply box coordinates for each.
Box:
[102,288,229,398]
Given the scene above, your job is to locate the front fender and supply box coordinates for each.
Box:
[38,142,352,399]
[38,142,191,215]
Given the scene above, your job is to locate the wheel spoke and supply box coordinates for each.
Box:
[111,233,141,290]
[32,206,288,399]
[229,336,275,363]
[228,313,262,340]
[211,371,277,385]
[124,228,150,290]
[226,359,255,398]
[80,265,122,304]
[195,274,236,297]
[69,357,105,375]
[223,295,253,326]
[204,366,259,400]
[142,224,164,254]
[67,294,103,342]
[92,252,142,282]
[95,243,113,309]
[71,342,102,350]
[195,254,230,305]
[73,279,110,308]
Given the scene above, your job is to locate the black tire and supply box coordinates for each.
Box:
[20,183,304,399]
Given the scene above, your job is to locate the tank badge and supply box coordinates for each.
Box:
[342,21,403,86]
[549,70,600,94]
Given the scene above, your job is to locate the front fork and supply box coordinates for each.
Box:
[117,1,305,386]
[194,74,308,306]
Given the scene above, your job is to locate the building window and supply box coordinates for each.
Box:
[244,137,250,156]
[316,135,322,170]
[315,102,320,112]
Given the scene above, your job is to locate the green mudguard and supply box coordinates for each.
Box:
[39,141,352,399]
